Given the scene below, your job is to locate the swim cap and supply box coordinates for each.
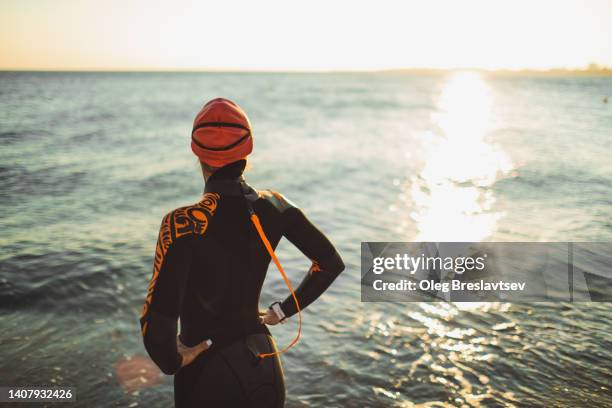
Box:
[191,98,253,167]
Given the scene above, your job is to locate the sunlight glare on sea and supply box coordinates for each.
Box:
[409,72,514,242]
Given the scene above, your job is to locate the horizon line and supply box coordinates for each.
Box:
[1,65,612,76]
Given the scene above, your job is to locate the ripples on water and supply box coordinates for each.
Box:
[1,72,611,407]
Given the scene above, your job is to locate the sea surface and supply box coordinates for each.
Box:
[1,71,611,407]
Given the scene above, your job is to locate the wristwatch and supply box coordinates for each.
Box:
[269,301,288,324]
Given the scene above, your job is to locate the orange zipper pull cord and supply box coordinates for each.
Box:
[249,213,302,358]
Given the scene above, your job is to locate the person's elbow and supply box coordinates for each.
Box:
[334,256,345,277]
[143,338,181,375]
[324,250,345,277]
[154,356,181,376]
[141,312,181,375]
[158,361,181,376]
[318,251,346,280]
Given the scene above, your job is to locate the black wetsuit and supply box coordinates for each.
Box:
[139,160,345,407]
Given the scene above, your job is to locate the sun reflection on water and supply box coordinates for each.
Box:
[409,72,513,242]
[392,75,517,404]
[360,300,517,406]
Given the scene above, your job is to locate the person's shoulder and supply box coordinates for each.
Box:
[160,192,221,240]
[256,189,299,213]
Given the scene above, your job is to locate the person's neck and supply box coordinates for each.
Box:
[204,159,247,184]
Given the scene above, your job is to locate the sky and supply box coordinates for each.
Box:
[1,0,611,71]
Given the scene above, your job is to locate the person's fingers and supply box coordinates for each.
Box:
[179,338,212,352]
[195,339,212,353]
[179,339,212,368]
[263,315,277,325]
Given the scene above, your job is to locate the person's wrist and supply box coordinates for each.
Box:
[279,300,296,319]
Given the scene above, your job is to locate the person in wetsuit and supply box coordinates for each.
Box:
[139,98,345,407]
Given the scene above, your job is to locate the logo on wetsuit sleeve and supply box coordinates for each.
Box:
[174,193,219,238]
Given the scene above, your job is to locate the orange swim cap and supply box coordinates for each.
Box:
[191,98,253,167]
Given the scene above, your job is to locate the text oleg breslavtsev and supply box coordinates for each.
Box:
[372,279,526,292]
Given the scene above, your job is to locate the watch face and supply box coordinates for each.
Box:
[271,303,286,320]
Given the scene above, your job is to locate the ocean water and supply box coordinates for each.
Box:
[1,71,611,407]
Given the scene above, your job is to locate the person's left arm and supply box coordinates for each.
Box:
[139,216,201,375]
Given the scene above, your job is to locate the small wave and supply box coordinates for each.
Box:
[0,131,25,145]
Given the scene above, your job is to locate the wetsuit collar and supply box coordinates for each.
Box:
[207,159,246,181]
[205,178,259,201]
[204,166,258,201]
[204,177,245,195]
[203,159,257,197]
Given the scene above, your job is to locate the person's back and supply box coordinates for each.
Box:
[139,99,345,407]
